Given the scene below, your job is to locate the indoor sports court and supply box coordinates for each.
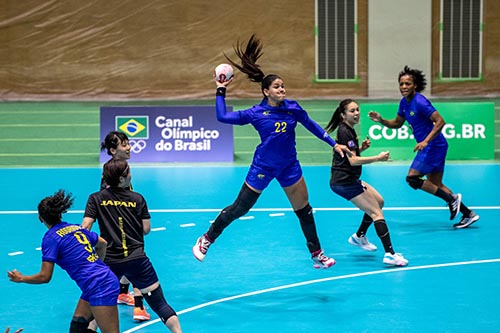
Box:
[2,163,499,332]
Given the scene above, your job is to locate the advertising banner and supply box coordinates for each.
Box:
[358,102,494,160]
[100,106,233,163]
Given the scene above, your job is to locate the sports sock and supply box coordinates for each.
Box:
[374,219,394,254]
[356,213,373,237]
[134,295,145,309]
[119,283,130,294]
[434,188,453,202]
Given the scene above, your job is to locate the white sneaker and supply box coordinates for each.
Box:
[348,233,377,251]
[453,211,480,229]
[192,234,212,261]
[383,253,408,266]
[311,249,336,269]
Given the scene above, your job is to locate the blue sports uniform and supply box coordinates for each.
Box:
[41,222,119,306]
[398,92,448,175]
[216,95,337,190]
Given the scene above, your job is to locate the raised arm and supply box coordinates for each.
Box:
[215,77,242,124]
[368,111,405,129]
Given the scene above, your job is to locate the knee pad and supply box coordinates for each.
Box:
[406,175,424,190]
[143,285,176,324]
[223,183,260,220]
[69,316,90,333]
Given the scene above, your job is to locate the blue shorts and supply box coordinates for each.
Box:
[107,256,159,290]
[410,144,447,175]
[245,159,303,191]
[330,180,366,201]
[80,269,120,306]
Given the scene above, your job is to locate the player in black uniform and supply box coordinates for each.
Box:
[325,99,408,266]
[100,131,150,321]
[82,159,182,333]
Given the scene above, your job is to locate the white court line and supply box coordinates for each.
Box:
[122,258,500,333]
[1,206,499,215]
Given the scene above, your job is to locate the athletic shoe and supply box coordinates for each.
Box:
[192,234,212,261]
[453,211,480,229]
[133,307,151,321]
[348,233,377,251]
[117,292,134,306]
[311,249,336,269]
[383,253,408,266]
[448,193,462,220]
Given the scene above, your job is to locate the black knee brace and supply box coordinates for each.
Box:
[208,183,260,240]
[295,204,321,253]
[406,175,424,190]
[69,316,90,333]
[143,285,177,324]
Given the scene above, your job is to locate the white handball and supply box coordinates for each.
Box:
[214,63,234,83]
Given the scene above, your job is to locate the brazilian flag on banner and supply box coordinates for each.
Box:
[116,116,149,139]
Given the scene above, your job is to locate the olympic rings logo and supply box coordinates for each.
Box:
[129,140,147,153]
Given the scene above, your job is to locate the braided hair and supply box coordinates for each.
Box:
[38,190,74,226]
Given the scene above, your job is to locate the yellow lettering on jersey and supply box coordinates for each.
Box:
[56,225,83,237]
[100,200,137,208]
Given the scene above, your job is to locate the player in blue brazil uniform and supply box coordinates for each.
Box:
[368,66,479,228]
[326,99,408,266]
[193,35,352,268]
[7,190,120,333]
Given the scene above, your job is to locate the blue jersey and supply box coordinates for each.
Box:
[216,95,336,170]
[397,93,447,147]
[42,222,116,294]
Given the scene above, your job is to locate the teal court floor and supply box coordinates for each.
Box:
[1,163,499,332]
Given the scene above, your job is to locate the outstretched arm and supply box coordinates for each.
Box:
[368,111,405,129]
[8,261,55,284]
[300,116,351,158]
[348,151,390,166]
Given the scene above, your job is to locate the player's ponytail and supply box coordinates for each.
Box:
[325,98,355,134]
[225,34,265,83]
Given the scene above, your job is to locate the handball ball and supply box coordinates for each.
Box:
[214,63,234,83]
